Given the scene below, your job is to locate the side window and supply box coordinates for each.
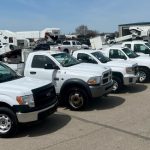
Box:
[77,53,97,64]
[9,37,13,43]
[109,49,126,59]
[63,41,70,45]
[76,41,81,45]
[31,55,55,69]
[134,44,147,52]
[72,41,76,45]
[125,44,131,49]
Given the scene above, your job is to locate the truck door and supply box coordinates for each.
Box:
[29,55,60,93]
[75,41,82,50]
[109,49,127,61]
[134,44,150,55]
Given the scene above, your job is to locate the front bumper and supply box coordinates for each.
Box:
[16,101,58,123]
[90,80,113,98]
[123,74,138,85]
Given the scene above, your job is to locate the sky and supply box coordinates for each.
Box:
[0,0,150,34]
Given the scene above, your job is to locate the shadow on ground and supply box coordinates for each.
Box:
[15,113,71,138]
[119,84,148,94]
[83,95,125,112]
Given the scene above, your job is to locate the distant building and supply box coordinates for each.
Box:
[118,22,150,37]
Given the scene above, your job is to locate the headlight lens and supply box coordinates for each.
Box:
[87,76,101,85]
[126,67,133,74]
[17,95,35,108]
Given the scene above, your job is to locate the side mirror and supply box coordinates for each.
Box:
[44,64,59,70]
[145,49,150,54]
[44,64,53,69]
[120,55,127,60]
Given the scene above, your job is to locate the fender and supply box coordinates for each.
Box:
[0,95,17,107]
[112,72,123,83]
[60,78,92,98]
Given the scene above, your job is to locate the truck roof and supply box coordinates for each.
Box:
[123,40,147,44]
[104,44,123,49]
[31,50,63,55]
[74,49,101,54]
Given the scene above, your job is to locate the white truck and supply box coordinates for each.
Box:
[23,51,113,110]
[73,50,138,92]
[102,45,150,83]
[0,62,58,137]
[51,40,89,53]
[122,40,150,56]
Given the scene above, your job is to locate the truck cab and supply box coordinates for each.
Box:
[0,62,58,137]
[122,41,150,56]
[102,45,150,83]
[24,51,113,110]
[73,50,138,92]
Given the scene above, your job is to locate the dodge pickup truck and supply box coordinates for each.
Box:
[122,40,150,56]
[102,45,150,83]
[24,51,113,110]
[73,50,138,92]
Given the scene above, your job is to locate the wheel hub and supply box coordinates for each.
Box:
[0,114,11,133]
[69,93,84,109]
[139,71,146,82]
[112,80,118,91]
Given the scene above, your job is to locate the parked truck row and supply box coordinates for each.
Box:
[2,38,150,138]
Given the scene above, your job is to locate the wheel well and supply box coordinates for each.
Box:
[112,72,123,83]
[139,66,150,71]
[60,83,91,99]
[0,102,13,111]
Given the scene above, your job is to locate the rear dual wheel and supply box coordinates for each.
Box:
[65,87,88,111]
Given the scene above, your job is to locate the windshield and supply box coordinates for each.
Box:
[145,42,150,48]
[122,48,139,58]
[52,53,80,67]
[0,63,21,83]
[92,51,111,63]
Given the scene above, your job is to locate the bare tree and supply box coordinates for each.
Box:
[75,25,88,35]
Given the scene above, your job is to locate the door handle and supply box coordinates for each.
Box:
[54,77,59,81]
[30,71,36,75]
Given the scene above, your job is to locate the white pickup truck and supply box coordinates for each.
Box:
[23,51,113,110]
[102,45,150,83]
[73,50,138,92]
[122,40,150,56]
[51,40,89,53]
[0,62,58,137]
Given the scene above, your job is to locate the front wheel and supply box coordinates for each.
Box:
[138,68,149,83]
[0,107,18,138]
[112,77,122,93]
[66,87,89,111]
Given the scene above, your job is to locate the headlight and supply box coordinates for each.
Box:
[17,95,35,108]
[87,76,101,85]
[126,67,133,74]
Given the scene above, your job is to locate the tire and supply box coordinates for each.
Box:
[63,49,69,53]
[112,77,122,93]
[138,68,150,83]
[0,107,18,138]
[65,87,89,111]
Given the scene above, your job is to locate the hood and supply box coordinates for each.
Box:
[62,63,111,77]
[0,77,51,96]
[105,60,137,68]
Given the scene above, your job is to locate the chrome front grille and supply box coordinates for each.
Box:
[102,70,112,85]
